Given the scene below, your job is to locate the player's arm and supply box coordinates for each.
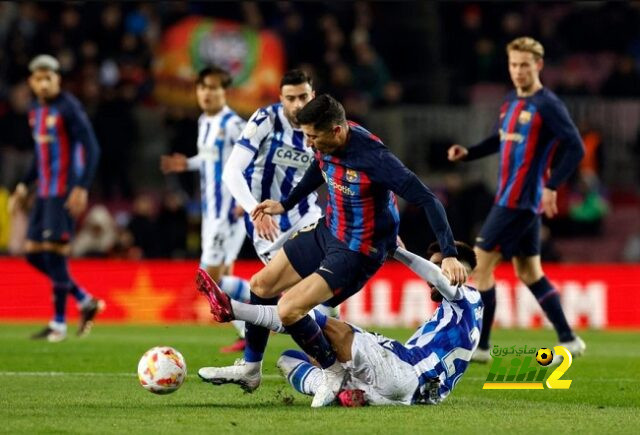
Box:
[66,99,100,217]
[542,101,585,189]
[540,100,585,218]
[223,109,281,241]
[251,158,324,220]
[393,247,460,301]
[371,148,466,285]
[448,117,500,162]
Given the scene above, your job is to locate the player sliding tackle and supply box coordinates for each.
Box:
[197,241,482,406]
[197,94,467,407]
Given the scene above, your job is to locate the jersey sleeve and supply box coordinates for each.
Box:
[234,107,272,155]
[540,99,585,189]
[393,247,461,301]
[65,98,100,189]
[367,147,458,258]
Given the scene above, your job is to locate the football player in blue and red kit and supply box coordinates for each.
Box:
[9,55,102,342]
[198,94,467,407]
[447,37,586,364]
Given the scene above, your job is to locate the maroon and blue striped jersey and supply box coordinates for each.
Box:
[465,88,584,212]
[25,92,100,198]
[282,121,457,261]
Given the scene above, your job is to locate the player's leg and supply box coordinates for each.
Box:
[28,198,104,340]
[513,254,585,358]
[472,205,526,362]
[276,350,323,396]
[197,248,307,391]
[472,247,502,360]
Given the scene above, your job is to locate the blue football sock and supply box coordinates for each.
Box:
[287,359,321,396]
[285,314,336,369]
[69,285,89,303]
[243,292,278,363]
[528,277,574,342]
[53,285,70,323]
[479,286,496,350]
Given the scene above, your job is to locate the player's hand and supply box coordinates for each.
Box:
[396,236,406,250]
[441,257,468,286]
[447,144,468,162]
[65,186,88,218]
[252,214,280,242]
[160,153,188,174]
[8,183,28,215]
[541,187,558,219]
[251,200,285,220]
[233,205,245,219]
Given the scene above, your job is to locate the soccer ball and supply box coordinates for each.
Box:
[137,346,187,394]
[535,347,553,366]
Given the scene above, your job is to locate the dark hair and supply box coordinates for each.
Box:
[427,241,477,271]
[296,94,346,131]
[280,69,312,88]
[197,66,232,88]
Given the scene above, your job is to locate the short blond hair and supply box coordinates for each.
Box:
[506,37,544,60]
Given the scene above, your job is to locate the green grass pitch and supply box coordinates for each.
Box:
[3,324,639,434]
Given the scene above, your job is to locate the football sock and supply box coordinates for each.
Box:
[25,252,48,275]
[231,300,285,333]
[219,276,251,302]
[53,284,70,323]
[285,314,337,369]
[280,350,322,396]
[70,285,89,304]
[44,253,92,303]
[479,286,496,350]
[243,292,278,363]
[528,276,575,342]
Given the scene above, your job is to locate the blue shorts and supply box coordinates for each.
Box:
[283,218,383,307]
[27,197,74,243]
[475,205,540,260]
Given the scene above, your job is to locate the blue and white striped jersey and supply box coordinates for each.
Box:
[194,106,246,223]
[235,103,321,233]
[381,285,483,404]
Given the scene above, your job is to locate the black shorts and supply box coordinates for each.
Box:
[283,218,383,307]
[475,205,540,260]
[27,197,74,243]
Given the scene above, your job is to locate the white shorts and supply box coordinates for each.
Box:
[201,218,246,267]
[343,331,419,406]
[252,210,322,264]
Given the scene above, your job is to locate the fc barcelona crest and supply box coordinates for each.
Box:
[518,110,532,124]
[346,169,358,182]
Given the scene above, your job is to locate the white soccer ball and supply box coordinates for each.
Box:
[137,346,187,394]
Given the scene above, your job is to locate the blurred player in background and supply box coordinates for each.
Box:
[199,94,467,407]
[161,66,250,353]
[198,242,481,406]
[9,55,102,342]
[447,37,586,363]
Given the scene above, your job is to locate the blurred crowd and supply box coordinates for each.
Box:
[0,2,639,262]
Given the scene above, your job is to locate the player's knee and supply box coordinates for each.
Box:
[515,266,541,285]
[249,272,276,298]
[277,298,305,325]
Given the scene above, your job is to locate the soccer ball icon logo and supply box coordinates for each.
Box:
[535,348,554,366]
